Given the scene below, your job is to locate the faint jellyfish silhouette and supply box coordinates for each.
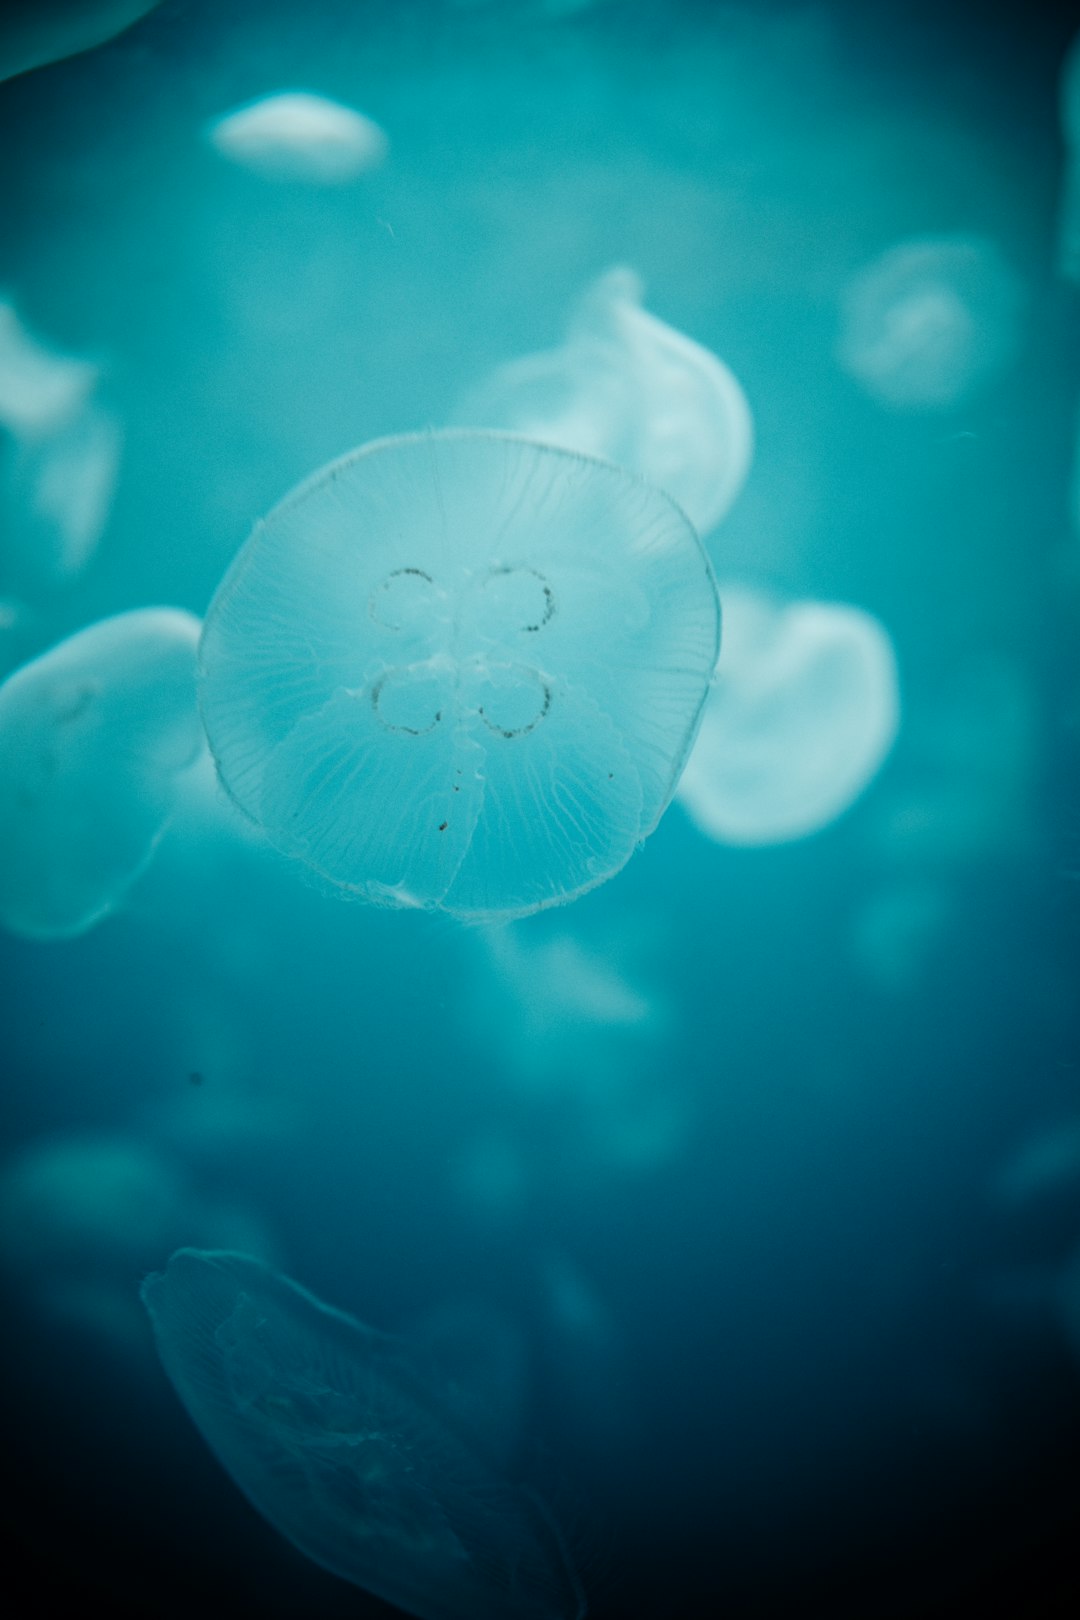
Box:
[208,92,389,183]
[0,1131,274,1356]
[1059,32,1080,283]
[0,300,121,587]
[455,267,753,534]
[403,1299,530,1473]
[837,235,1022,410]
[993,1117,1080,1211]
[142,1249,586,1620]
[0,0,160,81]
[0,607,204,938]
[676,587,899,845]
[850,879,951,994]
[199,429,719,920]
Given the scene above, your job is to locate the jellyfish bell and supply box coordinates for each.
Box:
[0,607,205,939]
[199,429,719,921]
[837,235,1022,410]
[456,267,753,534]
[208,92,389,184]
[142,1249,586,1620]
[676,587,899,846]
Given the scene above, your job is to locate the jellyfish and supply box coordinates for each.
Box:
[0,607,204,939]
[0,300,95,437]
[208,92,389,184]
[837,235,1022,410]
[198,429,719,920]
[1059,31,1080,283]
[455,267,753,534]
[0,300,121,587]
[142,1249,585,1620]
[676,587,899,846]
[0,0,160,81]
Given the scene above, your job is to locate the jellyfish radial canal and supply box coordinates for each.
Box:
[199,430,720,921]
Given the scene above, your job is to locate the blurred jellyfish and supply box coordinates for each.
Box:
[455,267,753,534]
[0,0,160,81]
[871,655,1036,869]
[0,300,121,587]
[7,403,122,581]
[0,1130,271,1356]
[1059,32,1080,284]
[143,1249,586,1620]
[850,879,950,994]
[208,92,389,184]
[199,429,719,920]
[837,235,1022,410]
[0,607,205,939]
[993,1118,1080,1210]
[676,587,899,846]
[0,301,95,435]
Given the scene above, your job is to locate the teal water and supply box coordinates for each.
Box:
[1,3,1078,1616]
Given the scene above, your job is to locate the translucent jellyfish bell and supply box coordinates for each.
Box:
[0,607,204,939]
[455,268,754,534]
[199,430,719,920]
[208,92,389,184]
[676,587,899,846]
[142,1250,585,1620]
[837,235,1022,410]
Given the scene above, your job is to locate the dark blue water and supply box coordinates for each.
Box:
[1,2,1078,1616]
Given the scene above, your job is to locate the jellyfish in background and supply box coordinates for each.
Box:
[199,429,720,920]
[837,235,1022,411]
[208,92,389,184]
[676,587,899,846]
[1059,32,1080,284]
[0,299,121,588]
[0,1131,271,1357]
[142,1250,586,1620]
[0,607,205,939]
[0,0,160,81]
[455,267,753,535]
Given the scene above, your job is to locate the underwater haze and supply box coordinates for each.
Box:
[2,1,1079,1616]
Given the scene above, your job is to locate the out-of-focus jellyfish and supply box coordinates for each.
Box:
[871,655,1036,869]
[0,301,95,436]
[199,429,719,920]
[142,1249,586,1620]
[0,300,121,587]
[0,607,205,939]
[993,1118,1080,1210]
[837,235,1022,410]
[0,1131,273,1356]
[850,879,950,994]
[1059,32,1080,284]
[7,403,122,581]
[676,587,899,846]
[208,92,389,183]
[455,267,753,535]
[0,0,160,81]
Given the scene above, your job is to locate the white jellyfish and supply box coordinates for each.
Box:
[1059,31,1080,284]
[837,235,1022,410]
[142,1249,585,1620]
[0,0,160,81]
[0,300,121,587]
[455,267,753,534]
[199,429,720,920]
[676,587,900,846]
[208,92,389,184]
[0,607,205,939]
